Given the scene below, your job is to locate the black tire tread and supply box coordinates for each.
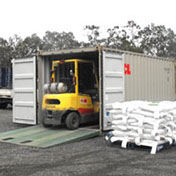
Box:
[66,112,80,130]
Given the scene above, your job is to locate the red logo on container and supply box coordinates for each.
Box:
[124,64,131,75]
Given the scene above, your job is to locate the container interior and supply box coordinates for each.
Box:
[39,50,101,130]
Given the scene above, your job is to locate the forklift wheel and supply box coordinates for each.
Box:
[66,112,79,130]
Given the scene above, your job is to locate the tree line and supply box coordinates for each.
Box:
[0,21,176,67]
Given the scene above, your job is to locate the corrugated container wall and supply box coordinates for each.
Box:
[124,52,175,101]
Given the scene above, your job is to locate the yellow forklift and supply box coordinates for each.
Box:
[42,59,99,130]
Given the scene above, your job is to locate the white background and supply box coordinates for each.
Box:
[0,0,176,41]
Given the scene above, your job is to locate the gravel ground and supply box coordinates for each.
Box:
[0,107,176,176]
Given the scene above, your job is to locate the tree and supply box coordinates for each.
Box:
[85,21,143,53]
[43,31,80,51]
[1,21,176,68]
[8,34,44,59]
[84,22,176,57]
[0,34,44,66]
[139,24,176,57]
[84,25,106,47]
[0,38,12,66]
[8,35,24,59]
[119,21,143,53]
[22,34,44,56]
[106,26,121,48]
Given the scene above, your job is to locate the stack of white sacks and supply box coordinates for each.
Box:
[106,101,176,154]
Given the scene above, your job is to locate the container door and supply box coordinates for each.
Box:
[102,51,124,130]
[12,57,37,125]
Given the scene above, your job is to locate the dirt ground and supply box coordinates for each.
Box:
[0,107,176,176]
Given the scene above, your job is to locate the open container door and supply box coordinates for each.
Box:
[102,50,124,130]
[12,57,37,125]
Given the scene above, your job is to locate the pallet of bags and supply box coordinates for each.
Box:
[105,101,176,154]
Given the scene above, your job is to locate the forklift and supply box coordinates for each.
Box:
[42,59,99,130]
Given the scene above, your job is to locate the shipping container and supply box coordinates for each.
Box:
[124,52,175,101]
[0,67,12,88]
[12,46,175,131]
[0,67,13,109]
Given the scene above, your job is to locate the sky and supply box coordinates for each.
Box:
[0,0,176,42]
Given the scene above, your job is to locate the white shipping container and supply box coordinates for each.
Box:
[124,52,175,101]
[12,46,175,131]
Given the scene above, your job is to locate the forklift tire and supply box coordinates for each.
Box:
[0,103,8,109]
[66,112,80,130]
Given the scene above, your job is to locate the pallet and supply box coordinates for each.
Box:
[126,141,172,153]
[105,134,175,154]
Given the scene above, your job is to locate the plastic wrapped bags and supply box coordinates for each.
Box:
[105,101,176,154]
